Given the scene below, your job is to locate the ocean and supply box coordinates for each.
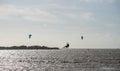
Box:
[0,49,120,71]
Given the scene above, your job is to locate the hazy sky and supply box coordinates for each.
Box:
[0,0,120,48]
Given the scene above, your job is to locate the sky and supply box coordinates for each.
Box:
[0,0,120,48]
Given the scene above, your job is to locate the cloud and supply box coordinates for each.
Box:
[0,4,95,24]
[0,4,57,23]
[47,4,79,10]
[22,9,57,23]
[59,12,95,21]
[79,0,115,4]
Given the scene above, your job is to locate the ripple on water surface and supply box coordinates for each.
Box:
[0,49,120,71]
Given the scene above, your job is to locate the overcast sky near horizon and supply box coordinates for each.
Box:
[0,0,120,48]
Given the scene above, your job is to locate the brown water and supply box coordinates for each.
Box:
[0,49,120,71]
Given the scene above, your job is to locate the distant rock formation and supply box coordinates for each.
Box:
[0,45,59,50]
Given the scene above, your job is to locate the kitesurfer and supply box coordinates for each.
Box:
[63,43,69,48]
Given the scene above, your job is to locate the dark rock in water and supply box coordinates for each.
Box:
[0,45,59,50]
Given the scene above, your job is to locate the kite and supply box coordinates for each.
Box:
[29,34,32,39]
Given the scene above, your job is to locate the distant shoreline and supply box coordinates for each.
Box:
[0,45,59,50]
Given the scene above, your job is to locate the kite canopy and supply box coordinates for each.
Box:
[81,36,83,40]
[29,34,32,39]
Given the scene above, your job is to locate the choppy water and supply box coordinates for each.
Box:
[0,49,120,71]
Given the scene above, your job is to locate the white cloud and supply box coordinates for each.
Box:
[80,0,115,4]
[47,4,79,10]
[0,4,95,24]
[61,12,95,21]
[21,8,57,23]
[0,4,57,23]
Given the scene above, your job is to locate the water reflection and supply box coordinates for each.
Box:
[0,49,120,71]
